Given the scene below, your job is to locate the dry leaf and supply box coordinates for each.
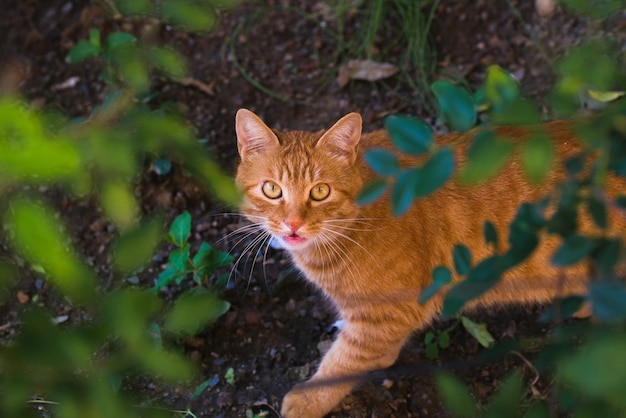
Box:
[337,59,399,88]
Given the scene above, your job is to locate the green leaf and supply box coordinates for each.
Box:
[170,211,192,246]
[6,197,96,303]
[459,129,513,185]
[425,341,439,359]
[522,132,555,183]
[590,282,626,322]
[152,157,172,175]
[224,367,235,385]
[391,169,420,216]
[419,266,452,304]
[524,402,550,418]
[164,289,230,335]
[161,0,217,32]
[483,221,499,249]
[443,256,504,317]
[155,264,184,290]
[491,98,541,125]
[539,295,585,322]
[485,372,523,418]
[191,378,215,401]
[66,40,100,63]
[100,180,139,230]
[438,331,450,349]
[112,216,163,273]
[89,28,101,48]
[461,316,495,348]
[586,195,607,229]
[431,80,476,132]
[595,238,621,274]
[149,46,187,79]
[436,372,478,418]
[415,147,455,198]
[169,244,191,279]
[192,242,233,276]
[116,0,153,15]
[551,234,595,266]
[105,32,137,49]
[385,115,432,155]
[453,244,471,276]
[484,65,520,111]
[356,179,387,205]
[558,335,626,399]
[364,149,399,176]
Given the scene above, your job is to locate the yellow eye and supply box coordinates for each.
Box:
[262,181,282,199]
[310,183,330,201]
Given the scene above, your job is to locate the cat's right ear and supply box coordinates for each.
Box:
[235,109,280,161]
[316,112,362,164]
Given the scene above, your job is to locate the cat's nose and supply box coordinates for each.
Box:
[284,218,303,233]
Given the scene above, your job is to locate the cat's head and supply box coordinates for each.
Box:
[235,109,364,252]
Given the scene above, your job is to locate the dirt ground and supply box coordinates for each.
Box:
[0,1,619,417]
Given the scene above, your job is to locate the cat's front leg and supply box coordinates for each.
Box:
[280,320,411,418]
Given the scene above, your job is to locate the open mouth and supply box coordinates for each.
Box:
[283,233,306,244]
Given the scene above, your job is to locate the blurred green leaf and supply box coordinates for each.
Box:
[385,115,432,155]
[419,266,452,304]
[453,244,471,276]
[164,288,230,335]
[491,98,541,125]
[540,295,586,322]
[459,130,513,185]
[6,197,96,303]
[150,46,187,78]
[586,195,607,229]
[364,149,400,176]
[100,180,139,230]
[415,147,454,198]
[112,216,164,273]
[161,0,217,32]
[391,168,420,216]
[461,316,495,348]
[485,65,520,111]
[436,372,478,418]
[140,346,195,381]
[483,221,499,249]
[170,211,192,246]
[485,372,523,418]
[431,80,476,132]
[192,242,233,276]
[356,179,387,205]
[552,234,595,266]
[224,367,235,385]
[559,0,624,19]
[66,40,101,63]
[443,256,504,317]
[595,238,621,274]
[115,0,153,15]
[559,335,626,401]
[590,282,626,322]
[522,132,555,183]
[105,32,137,49]
[438,331,450,348]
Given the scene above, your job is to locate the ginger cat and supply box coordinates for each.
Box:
[234,108,625,418]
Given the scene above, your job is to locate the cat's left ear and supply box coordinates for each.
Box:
[316,113,362,163]
[235,108,280,161]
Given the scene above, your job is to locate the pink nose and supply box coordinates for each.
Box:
[284,218,303,233]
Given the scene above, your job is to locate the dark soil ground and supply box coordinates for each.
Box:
[1,1,622,417]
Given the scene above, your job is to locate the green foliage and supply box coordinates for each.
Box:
[156,212,233,291]
[361,6,626,416]
[0,1,239,416]
[424,329,451,360]
[431,79,476,132]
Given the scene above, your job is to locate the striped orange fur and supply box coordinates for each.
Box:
[234,109,625,418]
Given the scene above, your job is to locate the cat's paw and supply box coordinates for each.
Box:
[280,388,325,418]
